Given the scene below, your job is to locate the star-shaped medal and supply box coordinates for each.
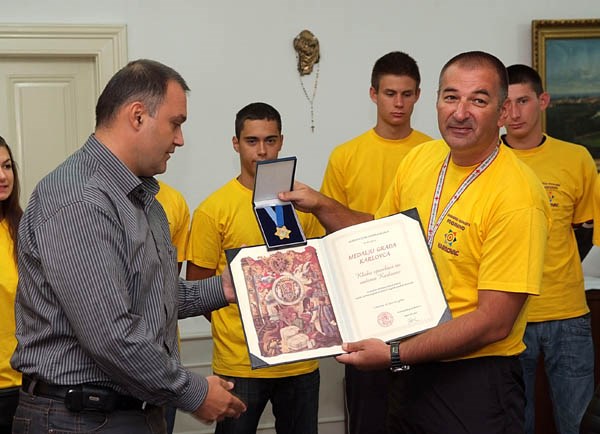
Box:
[274,225,291,240]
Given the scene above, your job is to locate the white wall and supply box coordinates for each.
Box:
[2,0,598,206]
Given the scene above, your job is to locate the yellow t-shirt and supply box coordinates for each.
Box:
[156,180,190,263]
[0,220,21,388]
[321,128,433,214]
[504,135,597,321]
[376,141,550,359]
[187,178,322,378]
[593,176,600,247]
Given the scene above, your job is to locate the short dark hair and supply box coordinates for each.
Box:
[506,64,544,96]
[439,51,508,106]
[234,102,282,138]
[95,59,190,128]
[371,51,421,91]
[0,136,23,260]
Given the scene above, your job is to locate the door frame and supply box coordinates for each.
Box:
[0,23,127,93]
[0,24,127,174]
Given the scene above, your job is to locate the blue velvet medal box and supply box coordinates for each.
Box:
[253,157,307,250]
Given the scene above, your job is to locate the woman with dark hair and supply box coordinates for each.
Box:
[0,135,23,433]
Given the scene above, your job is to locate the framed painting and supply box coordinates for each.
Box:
[532,19,600,159]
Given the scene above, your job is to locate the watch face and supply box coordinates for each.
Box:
[389,341,410,372]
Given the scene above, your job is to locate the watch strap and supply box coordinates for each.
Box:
[389,340,410,372]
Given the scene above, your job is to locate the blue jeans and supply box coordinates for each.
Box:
[215,369,319,434]
[12,389,166,434]
[520,315,594,434]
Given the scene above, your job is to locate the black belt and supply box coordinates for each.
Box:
[21,375,150,412]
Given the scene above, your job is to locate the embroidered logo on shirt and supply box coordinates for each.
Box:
[444,229,457,247]
[436,214,467,256]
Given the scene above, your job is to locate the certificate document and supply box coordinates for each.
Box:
[226,209,451,369]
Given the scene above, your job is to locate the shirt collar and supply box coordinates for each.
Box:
[82,134,160,205]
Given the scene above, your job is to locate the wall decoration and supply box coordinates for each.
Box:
[293,29,320,132]
[532,19,600,159]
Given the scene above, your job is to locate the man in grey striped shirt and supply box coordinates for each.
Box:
[11,59,246,432]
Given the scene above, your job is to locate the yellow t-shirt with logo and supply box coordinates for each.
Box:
[376,140,550,359]
[321,128,433,214]
[156,180,190,263]
[504,135,597,321]
[0,220,21,388]
[187,178,323,377]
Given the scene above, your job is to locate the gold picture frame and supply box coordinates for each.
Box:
[532,19,600,159]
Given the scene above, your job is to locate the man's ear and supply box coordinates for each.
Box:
[415,87,421,102]
[128,101,145,129]
[369,86,378,104]
[539,92,551,111]
[232,136,240,153]
[497,98,509,128]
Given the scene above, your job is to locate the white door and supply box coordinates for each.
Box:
[0,56,96,207]
[0,24,128,208]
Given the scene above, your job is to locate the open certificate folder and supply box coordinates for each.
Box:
[226,209,451,369]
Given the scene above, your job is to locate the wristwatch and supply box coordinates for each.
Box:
[389,341,410,372]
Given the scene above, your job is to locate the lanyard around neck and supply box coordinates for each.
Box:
[426,147,499,249]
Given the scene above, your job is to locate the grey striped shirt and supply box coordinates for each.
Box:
[12,134,227,412]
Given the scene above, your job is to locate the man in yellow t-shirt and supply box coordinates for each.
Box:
[155,180,190,434]
[280,51,550,434]
[501,64,597,434]
[320,51,432,434]
[186,103,323,434]
[156,180,190,268]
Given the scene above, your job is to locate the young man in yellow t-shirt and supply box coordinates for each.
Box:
[320,51,432,434]
[156,180,190,268]
[501,64,597,434]
[186,103,323,434]
[280,51,551,434]
[155,180,190,434]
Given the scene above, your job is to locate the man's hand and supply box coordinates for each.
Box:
[335,338,390,370]
[279,181,372,233]
[192,375,246,424]
[278,181,323,214]
[220,268,237,304]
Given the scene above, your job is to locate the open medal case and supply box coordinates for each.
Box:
[253,157,307,250]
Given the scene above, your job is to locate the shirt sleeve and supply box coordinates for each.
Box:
[573,149,598,224]
[186,206,222,270]
[593,177,600,246]
[478,205,550,295]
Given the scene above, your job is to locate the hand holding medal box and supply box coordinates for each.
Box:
[253,157,307,250]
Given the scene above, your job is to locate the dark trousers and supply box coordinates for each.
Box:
[12,389,166,434]
[345,365,391,434]
[387,356,525,434]
[0,387,19,434]
[215,370,320,434]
